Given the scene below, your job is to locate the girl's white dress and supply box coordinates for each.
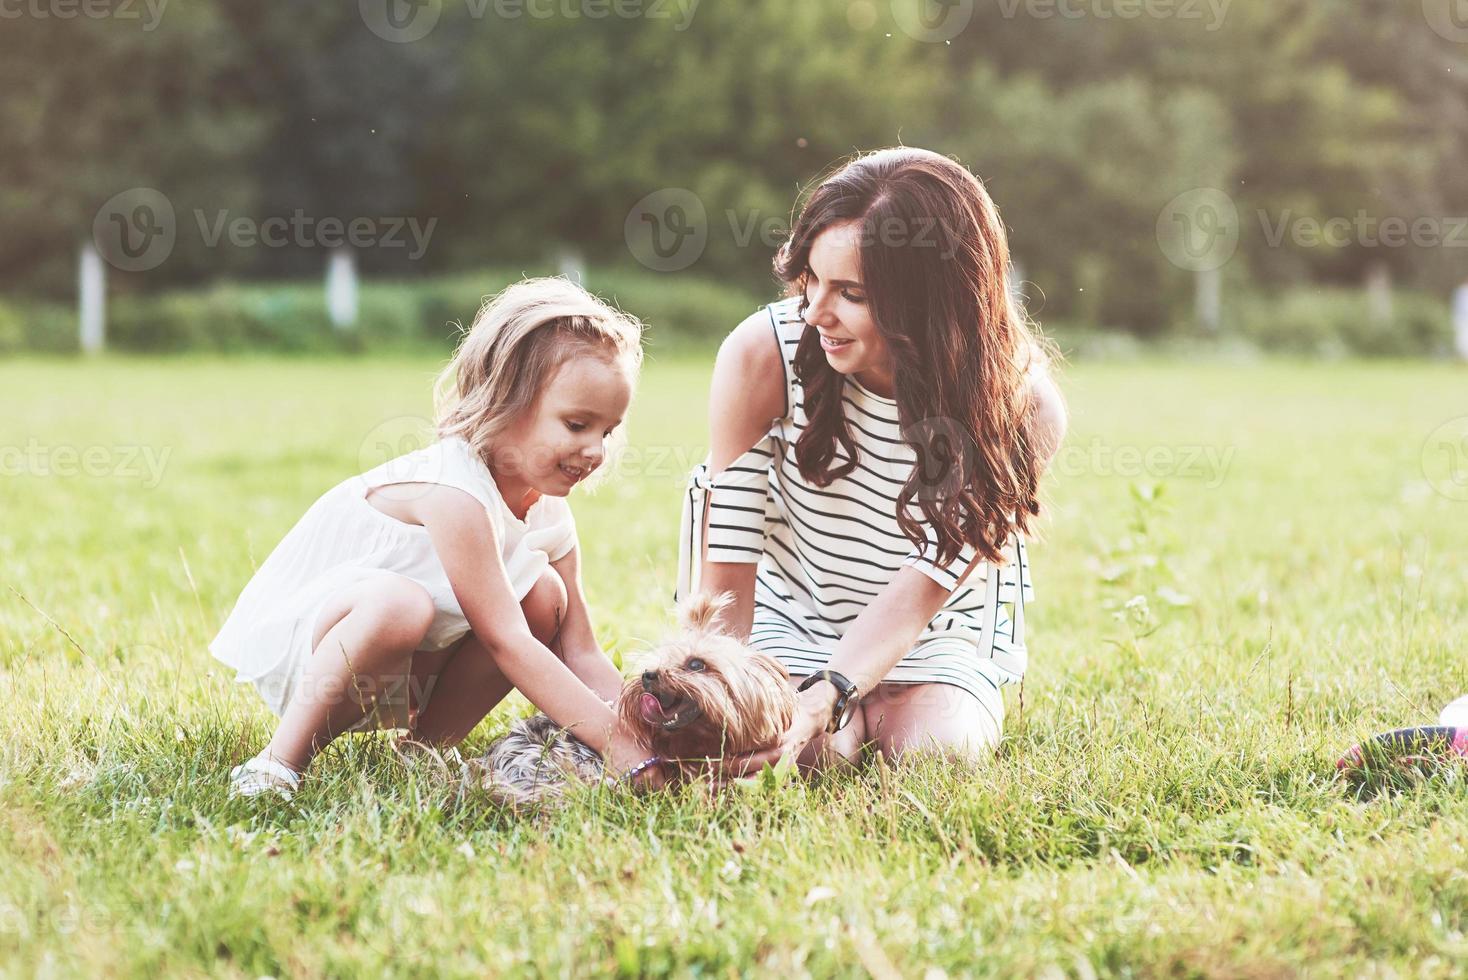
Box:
[210,437,577,718]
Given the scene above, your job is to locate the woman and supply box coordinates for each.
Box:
[678,147,1067,770]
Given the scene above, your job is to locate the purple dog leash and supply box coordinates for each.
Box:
[622,755,665,784]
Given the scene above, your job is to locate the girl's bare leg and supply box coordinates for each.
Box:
[260,574,435,773]
[407,566,568,747]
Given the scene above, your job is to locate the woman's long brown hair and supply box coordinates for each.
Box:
[774,147,1049,568]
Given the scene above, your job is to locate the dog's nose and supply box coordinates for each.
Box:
[641,669,658,690]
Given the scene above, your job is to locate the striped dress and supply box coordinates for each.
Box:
[677,297,1034,723]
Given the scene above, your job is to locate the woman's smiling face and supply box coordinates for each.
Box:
[803,220,894,397]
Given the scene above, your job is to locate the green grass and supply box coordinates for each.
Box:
[2,354,1467,977]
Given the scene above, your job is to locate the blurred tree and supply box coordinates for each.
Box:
[934,67,1237,333]
[0,1,259,295]
[1,0,1465,334]
[416,1,940,284]
[212,0,458,278]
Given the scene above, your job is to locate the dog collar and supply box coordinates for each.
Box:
[623,755,664,783]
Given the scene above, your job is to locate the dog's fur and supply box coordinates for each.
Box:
[472,592,795,804]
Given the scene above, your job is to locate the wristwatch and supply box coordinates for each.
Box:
[798,670,860,734]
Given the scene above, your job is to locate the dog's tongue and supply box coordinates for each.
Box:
[640,693,664,719]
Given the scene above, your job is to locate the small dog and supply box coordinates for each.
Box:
[473,592,795,804]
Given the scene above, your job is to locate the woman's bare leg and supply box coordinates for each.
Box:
[860,681,1002,764]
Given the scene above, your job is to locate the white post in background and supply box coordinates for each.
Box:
[1365,261,1393,329]
[556,246,586,284]
[326,247,359,330]
[1195,267,1221,333]
[1453,279,1468,362]
[79,242,106,354]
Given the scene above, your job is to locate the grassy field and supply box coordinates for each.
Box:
[2,353,1466,977]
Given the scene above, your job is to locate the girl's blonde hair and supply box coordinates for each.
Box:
[435,278,644,467]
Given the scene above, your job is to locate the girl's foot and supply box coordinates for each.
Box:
[229,754,302,800]
[1440,695,1468,729]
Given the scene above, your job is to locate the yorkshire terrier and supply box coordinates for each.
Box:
[472,592,795,804]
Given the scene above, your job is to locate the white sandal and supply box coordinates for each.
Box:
[229,754,302,800]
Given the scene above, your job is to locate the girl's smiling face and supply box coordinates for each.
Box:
[490,352,634,507]
[803,220,894,397]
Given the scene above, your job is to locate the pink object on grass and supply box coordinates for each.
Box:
[1337,727,1468,772]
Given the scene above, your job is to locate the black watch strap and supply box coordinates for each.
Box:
[798,670,859,734]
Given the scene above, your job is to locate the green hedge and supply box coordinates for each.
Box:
[2,277,1454,358]
[1042,287,1454,360]
[1228,287,1453,358]
[0,299,77,354]
[0,268,768,356]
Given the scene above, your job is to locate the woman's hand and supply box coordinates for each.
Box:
[719,682,837,779]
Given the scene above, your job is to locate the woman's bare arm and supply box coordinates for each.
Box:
[815,567,952,696]
[729,565,955,772]
[701,309,787,639]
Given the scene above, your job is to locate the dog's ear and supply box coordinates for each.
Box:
[677,590,735,635]
[736,650,798,741]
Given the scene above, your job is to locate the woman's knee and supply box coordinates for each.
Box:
[866,683,1002,764]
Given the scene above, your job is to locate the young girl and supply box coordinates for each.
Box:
[212,277,653,798]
